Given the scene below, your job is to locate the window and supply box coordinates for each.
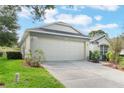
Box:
[100,45,109,60]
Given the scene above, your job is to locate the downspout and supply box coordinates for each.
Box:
[84,41,86,60]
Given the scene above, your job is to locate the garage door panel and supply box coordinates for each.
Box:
[31,36,84,61]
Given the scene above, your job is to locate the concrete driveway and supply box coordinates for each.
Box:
[43,61,124,88]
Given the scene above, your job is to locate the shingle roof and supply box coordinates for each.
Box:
[19,22,89,46]
[90,34,106,42]
[43,22,82,34]
[29,22,87,37]
[29,27,86,37]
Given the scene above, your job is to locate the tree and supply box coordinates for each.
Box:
[0,5,55,47]
[26,5,55,21]
[0,6,21,47]
[110,36,122,63]
[0,32,17,47]
[120,33,124,49]
[89,30,107,37]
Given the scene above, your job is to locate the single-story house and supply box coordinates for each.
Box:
[120,49,124,56]
[89,34,110,60]
[20,22,89,61]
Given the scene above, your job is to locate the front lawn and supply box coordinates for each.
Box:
[0,57,64,88]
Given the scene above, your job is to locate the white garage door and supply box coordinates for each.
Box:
[31,35,85,61]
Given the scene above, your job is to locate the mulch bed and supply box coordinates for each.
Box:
[23,61,44,68]
[0,82,5,88]
[23,61,32,68]
[102,62,124,72]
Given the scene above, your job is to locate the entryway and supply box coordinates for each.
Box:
[100,45,109,61]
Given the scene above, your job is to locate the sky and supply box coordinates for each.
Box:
[17,5,124,40]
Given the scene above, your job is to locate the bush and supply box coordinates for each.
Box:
[94,50,100,60]
[0,52,3,57]
[89,51,92,60]
[6,52,22,59]
[25,49,45,67]
[106,51,113,61]
[90,50,100,63]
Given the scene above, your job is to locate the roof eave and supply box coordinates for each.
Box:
[19,30,30,47]
[29,30,89,40]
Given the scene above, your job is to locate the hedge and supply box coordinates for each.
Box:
[0,52,3,57]
[6,52,22,59]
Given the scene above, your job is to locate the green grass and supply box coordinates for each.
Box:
[0,57,64,88]
[119,57,124,68]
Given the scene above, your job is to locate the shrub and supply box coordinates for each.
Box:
[25,50,32,65]
[106,51,113,62]
[91,52,95,61]
[106,51,122,64]
[25,49,45,67]
[120,55,124,57]
[6,52,22,59]
[89,51,92,60]
[94,50,100,60]
[0,52,3,57]
[90,50,100,63]
[120,57,124,62]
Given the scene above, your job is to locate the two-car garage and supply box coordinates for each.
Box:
[20,22,89,61]
[31,34,88,61]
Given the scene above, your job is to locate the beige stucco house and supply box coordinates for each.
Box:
[89,34,110,60]
[20,22,89,61]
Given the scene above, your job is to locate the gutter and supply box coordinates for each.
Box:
[19,29,90,47]
[29,30,90,40]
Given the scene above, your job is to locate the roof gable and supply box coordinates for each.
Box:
[90,34,108,42]
[42,22,82,35]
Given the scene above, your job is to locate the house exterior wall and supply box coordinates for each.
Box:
[89,37,110,52]
[98,37,110,46]
[30,32,88,61]
[21,34,31,58]
[89,43,98,51]
[84,42,89,59]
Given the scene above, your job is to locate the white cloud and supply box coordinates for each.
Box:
[61,6,77,11]
[44,9,92,26]
[80,23,119,34]
[84,23,119,33]
[87,5,119,11]
[61,6,85,11]
[94,15,102,21]
[60,6,119,12]
[44,9,58,23]
[45,9,58,18]
[57,14,92,26]
[93,23,119,29]
[18,7,31,19]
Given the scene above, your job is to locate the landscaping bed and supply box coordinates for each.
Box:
[0,57,64,88]
[102,57,124,71]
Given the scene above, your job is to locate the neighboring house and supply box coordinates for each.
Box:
[89,34,110,61]
[120,49,124,56]
[20,22,89,61]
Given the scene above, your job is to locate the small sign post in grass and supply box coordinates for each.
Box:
[15,73,20,84]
